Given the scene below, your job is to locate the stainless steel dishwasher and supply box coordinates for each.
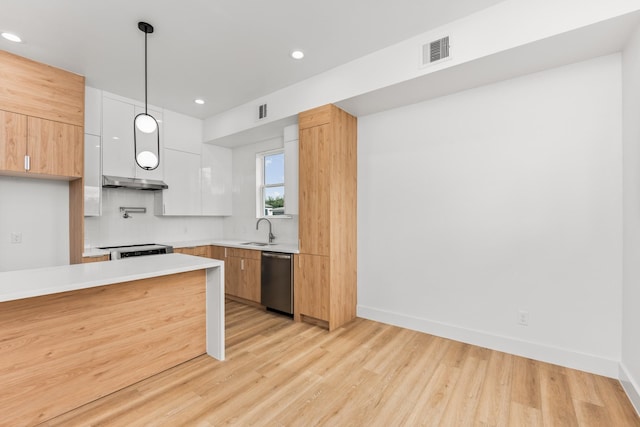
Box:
[261,252,293,315]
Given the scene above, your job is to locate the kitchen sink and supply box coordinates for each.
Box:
[240,242,275,247]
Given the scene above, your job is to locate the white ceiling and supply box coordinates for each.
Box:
[0,0,506,119]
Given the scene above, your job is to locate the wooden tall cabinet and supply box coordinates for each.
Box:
[295,104,357,331]
[0,50,85,263]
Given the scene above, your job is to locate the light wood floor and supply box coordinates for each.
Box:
[43,300,640,426]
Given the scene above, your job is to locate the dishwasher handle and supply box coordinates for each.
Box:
[262,252,292,260]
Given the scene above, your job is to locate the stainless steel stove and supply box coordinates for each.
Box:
[97,243,174,260]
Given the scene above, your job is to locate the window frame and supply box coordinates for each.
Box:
[256,148,288,218]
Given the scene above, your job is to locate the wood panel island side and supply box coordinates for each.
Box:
[0,253,224,426]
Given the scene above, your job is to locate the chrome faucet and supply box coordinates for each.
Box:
[256,218,275,244]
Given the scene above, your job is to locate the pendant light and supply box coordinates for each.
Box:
[134,21,160,170]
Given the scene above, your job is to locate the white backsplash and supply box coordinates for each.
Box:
[84,188,224,248]
[85,135,299,249]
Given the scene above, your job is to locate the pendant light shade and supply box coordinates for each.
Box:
[137,150,159,169]
[135,113,157,134]
[134,21,160,171]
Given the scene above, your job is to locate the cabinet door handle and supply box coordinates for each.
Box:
[241,259,245,271]
[24,155,30,171]
[224,248,227,257]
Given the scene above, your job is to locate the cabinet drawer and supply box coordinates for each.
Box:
[209,245,226,260]
[226,247,261,260]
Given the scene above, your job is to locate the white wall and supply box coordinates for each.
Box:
[622,25,640,414]
[84,189,224,248]
[0,177,69,271]
[357,54,623,377]
[204,0,639,142]
[223,137,298,244]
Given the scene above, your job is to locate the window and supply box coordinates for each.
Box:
[257,150,285,217]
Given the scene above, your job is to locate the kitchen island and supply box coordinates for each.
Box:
[0,253,224,426]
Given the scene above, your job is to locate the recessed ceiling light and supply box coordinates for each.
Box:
[195,99,205,105]
[290,50,304,60]
[1,32,22,43]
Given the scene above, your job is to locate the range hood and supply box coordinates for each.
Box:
[102,175,168,191]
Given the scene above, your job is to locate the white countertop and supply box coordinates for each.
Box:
[0,253,223,303]
[83,239,299,258]
[171,239,299,254]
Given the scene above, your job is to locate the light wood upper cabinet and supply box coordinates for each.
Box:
[0,51,84,179]
[0,110,27,173]
[295,104,357,331]
[0,50,85,265]
[299,124,331,256]
[0,111,82,178]
[0,50,84,127]
[27,117,83,178]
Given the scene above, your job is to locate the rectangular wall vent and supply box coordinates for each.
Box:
[423,36,450,65]
[258,103,268,120]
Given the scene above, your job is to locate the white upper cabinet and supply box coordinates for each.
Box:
[284,124,299,215]
[156,146,233,217]
[102,93,164,180]
[164,110,203,154]
[155,112,232,216]
[84,86,102,216]
[201,144,232,216]
[157,149,202,216]
[102,96,135,178]
[84,134,101,216]
[84,86,102,136]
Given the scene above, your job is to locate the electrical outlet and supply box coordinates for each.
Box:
[10,232,22,244]
[517,310,529,326]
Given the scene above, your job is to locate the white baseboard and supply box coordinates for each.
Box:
[620,363,640,417]
[357,305,619,378]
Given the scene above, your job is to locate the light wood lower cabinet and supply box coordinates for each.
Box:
[209,245,226,260]
[294,253,329,324]
[216,246,261,304]
[226,256,260,303]
[174,245,261,304]
[82,255,110,263]
[174,245,210,257]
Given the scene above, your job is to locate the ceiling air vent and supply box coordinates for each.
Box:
[423,36,450,66]
[258,103,268,120]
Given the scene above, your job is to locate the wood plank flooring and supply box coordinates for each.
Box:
[42,300,640,426]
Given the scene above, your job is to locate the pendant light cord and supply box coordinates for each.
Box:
[144,29,148,115]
